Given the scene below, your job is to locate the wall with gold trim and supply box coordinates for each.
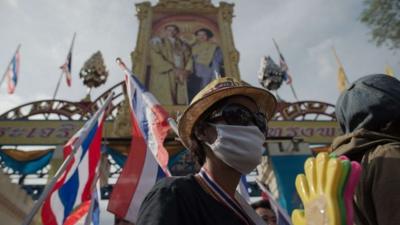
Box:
[0,120,341,145]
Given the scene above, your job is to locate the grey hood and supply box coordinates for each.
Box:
[335,74,400,134]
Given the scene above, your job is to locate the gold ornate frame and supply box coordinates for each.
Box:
[130,0,240,116]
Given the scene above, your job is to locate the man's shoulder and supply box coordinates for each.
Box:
[370,141,400,159]
[153,175,198,193]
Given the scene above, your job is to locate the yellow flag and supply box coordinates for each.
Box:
[337,66,348,92]
[385,65,395,76]
[332,47,349,92]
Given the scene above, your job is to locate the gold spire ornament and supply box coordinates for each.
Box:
[79,51,109,101]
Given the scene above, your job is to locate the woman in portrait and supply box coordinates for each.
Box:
[187,28,224,102]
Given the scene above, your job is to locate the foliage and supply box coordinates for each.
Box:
[360,0,400,50]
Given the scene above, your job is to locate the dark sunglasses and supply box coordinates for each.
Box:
[207,103,268,135]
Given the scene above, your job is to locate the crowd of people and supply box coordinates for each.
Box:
[134,73,400,225]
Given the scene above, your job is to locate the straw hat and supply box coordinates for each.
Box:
[178,77,277,149]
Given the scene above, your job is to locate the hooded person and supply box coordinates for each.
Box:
[136,77,277,225]
[331,74,400,225]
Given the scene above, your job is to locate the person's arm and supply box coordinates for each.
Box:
[211,47,223,75]
[370,145,400,225]
[183,43,193,74]
[136,180,181,225]
[149,39,175,74]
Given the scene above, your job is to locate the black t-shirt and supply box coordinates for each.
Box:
[136,175,247,225]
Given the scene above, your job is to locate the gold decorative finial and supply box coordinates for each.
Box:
[79,51,109,101]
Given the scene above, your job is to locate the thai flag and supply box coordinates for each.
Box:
[237,176,251,204]
[7,48,20,94]
[61,50,72,86]
[60,33,75,87]
[107,58,171,223]
[41,94,111,225]
[63,190,100,225]
[278,55,292,85]
[273,39,293,85]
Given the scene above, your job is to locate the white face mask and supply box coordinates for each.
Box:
[205,123,266,174]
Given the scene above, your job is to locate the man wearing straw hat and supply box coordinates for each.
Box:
[137,77,276,225]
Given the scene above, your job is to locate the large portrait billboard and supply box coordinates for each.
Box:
[146,15,225,105]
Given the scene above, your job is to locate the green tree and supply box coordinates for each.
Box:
[360,0,400,50]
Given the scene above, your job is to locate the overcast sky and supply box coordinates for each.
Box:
[0,0,399,115]
[0,0,399,223]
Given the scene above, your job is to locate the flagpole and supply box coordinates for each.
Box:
[84,170,101,225]
[289,83,299,101]
[272,39,299,101]
[52,70,64,99]
[272,38,281,54]
[332,46,350,84]
[0,44,21,90]
[22,93,113,225]
[52,33,76,100]
[83,101,113,225]
[69,32,77,53]
[167,118,179,135]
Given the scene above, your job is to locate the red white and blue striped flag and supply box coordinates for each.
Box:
[41,94,112,225]
[199,169,267,225]
[273,39,292,85]
[63,189,100,225]
[107,58,171,223]
[6,47,20,94]
[237,176,251,204]
[60,33,76,87]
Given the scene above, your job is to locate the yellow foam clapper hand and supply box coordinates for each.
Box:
[292,152,343,225]
[337,157,351,225]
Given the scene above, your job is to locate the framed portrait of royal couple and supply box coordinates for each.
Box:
[132,2,238,110]
[146,14,225,106]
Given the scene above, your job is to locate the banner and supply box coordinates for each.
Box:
[0,121,341,145]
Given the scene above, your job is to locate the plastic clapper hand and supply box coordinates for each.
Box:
[339,156,362,225]
[336,156,351,225]
[292,152,343,225]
